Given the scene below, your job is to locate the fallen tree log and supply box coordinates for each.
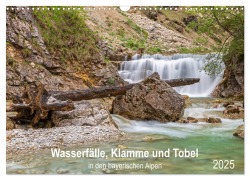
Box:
[49,78,200,101]
[10,83,74,127]
[9,78,199,127]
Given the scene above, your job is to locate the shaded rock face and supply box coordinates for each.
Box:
[6,8,85,99]
[183,15,197,26]
[6,117,15,130]
[112,73,185,122]
[52,99,117,128]
[144,11,158,21]
[223,103,244,119]
[213,55,244,98]
[233,125,244,139]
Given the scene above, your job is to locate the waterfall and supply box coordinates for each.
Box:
[118,54,224,97]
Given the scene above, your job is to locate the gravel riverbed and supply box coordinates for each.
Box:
[6,125,126,156]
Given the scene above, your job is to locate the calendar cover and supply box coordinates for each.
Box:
[6,6,244,174]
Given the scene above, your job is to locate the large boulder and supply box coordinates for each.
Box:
[51,99,117,128]
[112,73,185,122]
[233,125,244,139]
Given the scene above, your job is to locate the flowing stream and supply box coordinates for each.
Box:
[6,54,243,174]
[119,54,223,97]
[6,98,244,174]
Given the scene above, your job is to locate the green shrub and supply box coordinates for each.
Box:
[195,37,208,45]
[21,48,32,58]
[178,47,210,54]
[107,77,115,85]
[104,58,111,64]
[33,7,99,64]
[123,38,145,50]
[147,46,162,54]
[126,19,148,38]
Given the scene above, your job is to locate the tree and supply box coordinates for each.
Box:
[188,7,244,76]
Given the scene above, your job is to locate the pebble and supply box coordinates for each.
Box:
[56,168,70,174]
[6,125,127,155]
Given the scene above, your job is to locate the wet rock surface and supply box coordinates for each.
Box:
[177,117,222,124]
[112,72,185,122]
[206,117,222,123]
[233,125,244,139]
[223,103,244,119]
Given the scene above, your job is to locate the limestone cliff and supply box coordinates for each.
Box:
[6,7,243,100]
[213,54,244,99]
[6,7,124,99]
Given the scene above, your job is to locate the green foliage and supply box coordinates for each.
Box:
[111,18,148,52]
[203,54,224,76]
[107,22,112,27]
[115,25,146,51]
[123,38,145,50]
[104,57,111,64]
[116,28,125,38]
[33,7,99,63]
[21,48,32,58]
[187,7,244,75]
[146,46,162,54]
[107,77,115,85]
[178,47,210,54]
[195,37,208,45]
[109,32,115,36]
[160,9,187,22]
[119,10,128,17]
[7,55,16,67]
[126,19,148,39]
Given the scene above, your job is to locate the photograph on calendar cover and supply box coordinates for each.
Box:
[6,6,244,174]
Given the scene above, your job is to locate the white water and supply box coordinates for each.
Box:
[6,98,244,174]
[111,103,243,139]
[119,54,224,97]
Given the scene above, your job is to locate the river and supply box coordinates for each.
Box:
[6,54,244,174]
[119,54,223,97]
[6,99,244,174]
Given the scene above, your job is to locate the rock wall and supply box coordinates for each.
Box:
[126,12,193,54]
[212,55,244,99]
[6,8,124,99]
[6,8,74,98]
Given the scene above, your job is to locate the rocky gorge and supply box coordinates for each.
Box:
[6,6,244,174]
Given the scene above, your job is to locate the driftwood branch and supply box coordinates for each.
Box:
[50,78,200,101]
[9,78,199,127]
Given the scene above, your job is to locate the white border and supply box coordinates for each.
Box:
[1,0,249,180]
[2,0,247,6]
